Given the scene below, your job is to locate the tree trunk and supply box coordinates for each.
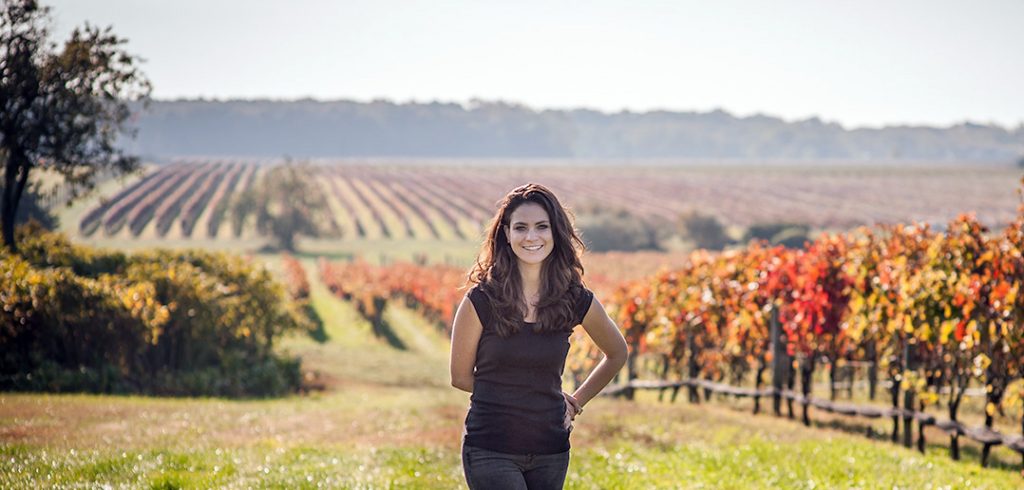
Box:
[2,157,31,252]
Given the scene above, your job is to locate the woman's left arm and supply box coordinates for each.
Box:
[570,296,629,408]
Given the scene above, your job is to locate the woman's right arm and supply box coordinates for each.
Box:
[449,295,483,393]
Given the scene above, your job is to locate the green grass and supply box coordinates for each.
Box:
[3,388,1022,489]
[3,249,1023,488]
[382,303,451,359]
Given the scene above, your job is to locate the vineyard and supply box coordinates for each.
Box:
[16,159,1024,483]
[587,205,1024,472]
[7,204,1024,485]
[298,194,1024,475]
[66,160,1021,242]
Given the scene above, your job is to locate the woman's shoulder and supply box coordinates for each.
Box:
[570,283,594,324]
[571,282,593,300]
[465,284,494,326]
[466,283,489,302]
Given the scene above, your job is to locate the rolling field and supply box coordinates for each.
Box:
[2,257,1023,488]
[51,160,1023,256]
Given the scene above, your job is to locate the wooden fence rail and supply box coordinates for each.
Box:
[602,377,1024,473]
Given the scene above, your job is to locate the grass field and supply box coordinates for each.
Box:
[2,255,1023,488]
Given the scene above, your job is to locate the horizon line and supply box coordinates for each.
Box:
[138,96,1024,133]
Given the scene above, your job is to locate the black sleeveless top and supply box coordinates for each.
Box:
[462,284,594,455]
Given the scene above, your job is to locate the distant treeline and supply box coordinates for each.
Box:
[123,99,1024,161]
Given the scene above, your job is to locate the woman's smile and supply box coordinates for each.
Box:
[507,202,554,265]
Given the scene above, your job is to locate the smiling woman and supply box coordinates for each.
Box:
[449,183,629,489]
[508,202,553,274]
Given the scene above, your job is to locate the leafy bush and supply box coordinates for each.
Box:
[679,211,731,250]
[744,222,811,249]
[0,226,306,397]
[15,221,128,276]
[575,206,661,252]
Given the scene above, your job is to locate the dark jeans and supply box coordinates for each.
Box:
[461,444,570,490]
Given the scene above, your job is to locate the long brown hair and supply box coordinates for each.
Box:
[469,183,586,337]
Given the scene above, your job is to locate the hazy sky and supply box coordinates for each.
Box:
[46,0,1024,129]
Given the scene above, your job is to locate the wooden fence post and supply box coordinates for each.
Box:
[866,342,878,401]
[889,353,901,443]
[902,342,916,449]
[687,329,700,404]
[770,306,786,416]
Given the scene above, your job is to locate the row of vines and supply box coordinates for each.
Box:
[307,187,1024,472]
[562,201,1024,470]
[77,161,496,241]
[318,259,464,340]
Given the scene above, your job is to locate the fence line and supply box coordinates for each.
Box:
[602,376,1024,472]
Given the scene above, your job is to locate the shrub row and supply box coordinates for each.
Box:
[0,224,305,397]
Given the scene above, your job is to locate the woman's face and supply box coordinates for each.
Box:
[506,202,554,267]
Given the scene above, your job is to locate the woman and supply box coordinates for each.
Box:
[449,183,629,489]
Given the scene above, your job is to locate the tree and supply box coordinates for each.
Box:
[679,210,731,250]
[575,204,661,252]
[1,0,150,251]
[231,162,335,252]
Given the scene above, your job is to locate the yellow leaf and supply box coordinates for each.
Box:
[939,320,954,344]
[919,323,931,340]
[850,295,864,313]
